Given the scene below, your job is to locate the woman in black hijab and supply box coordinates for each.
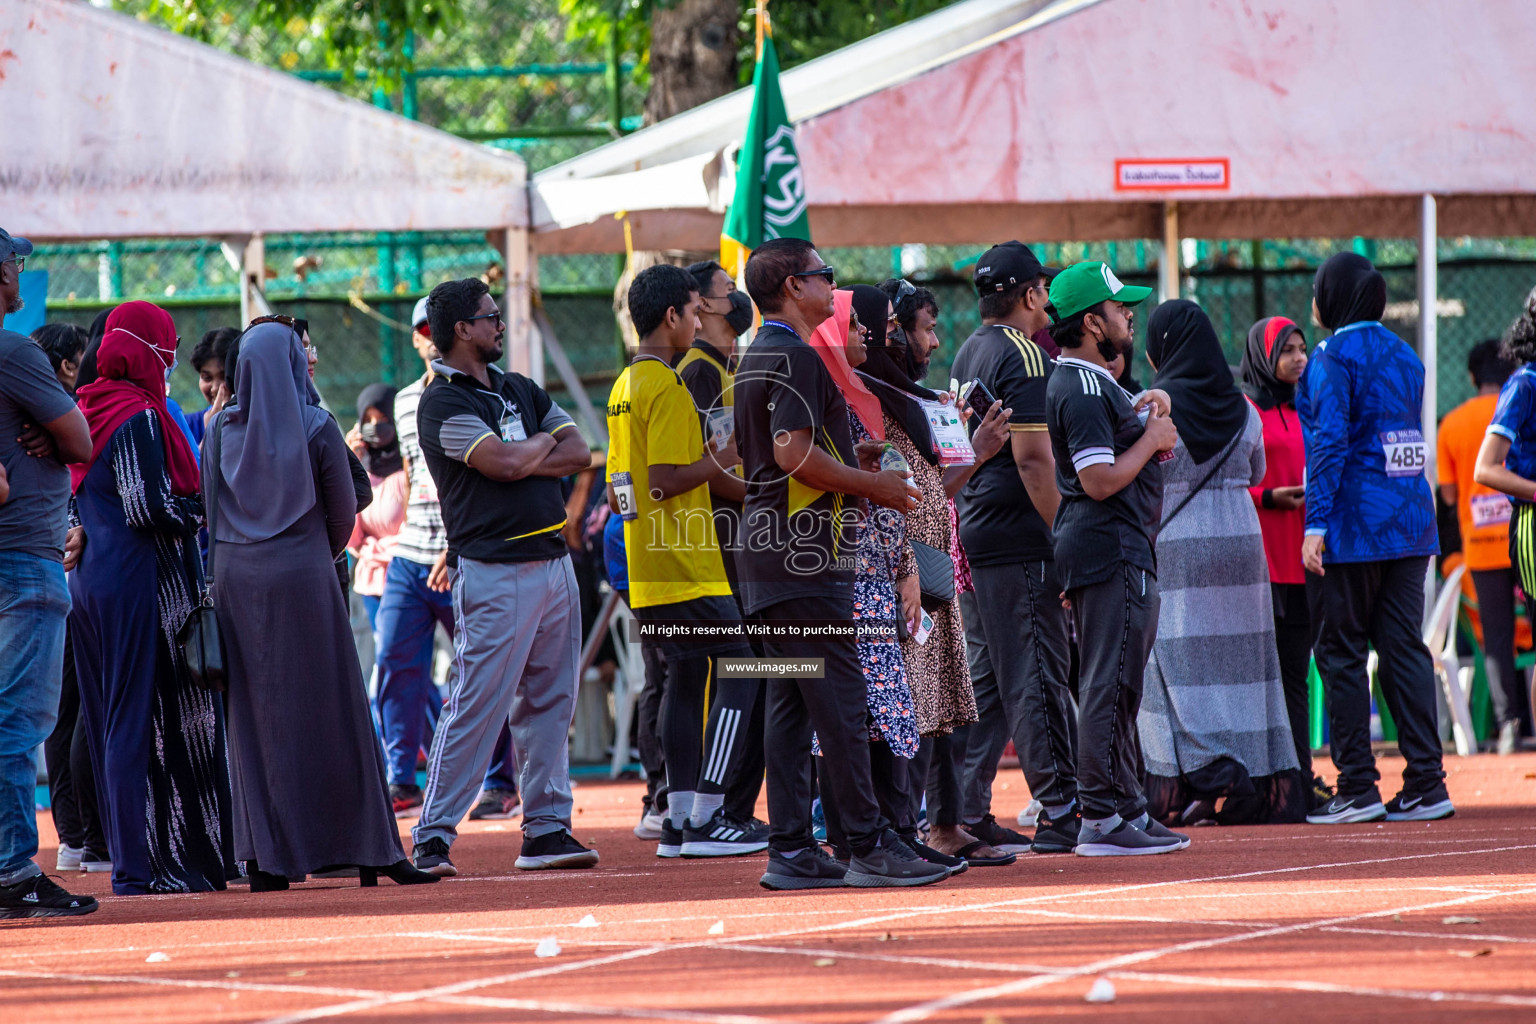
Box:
[1313,252,1387,330]
[73,307,115,391]
[1140,299,1304,827]
[1146,300,1250,464]
[351,383,403,480]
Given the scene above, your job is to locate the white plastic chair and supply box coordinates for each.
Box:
[1423,564,1478,756]
[606,597,647,779]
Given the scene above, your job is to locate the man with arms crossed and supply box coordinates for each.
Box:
[411,278,597,875]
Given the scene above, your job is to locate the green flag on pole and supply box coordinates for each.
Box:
[721,29,810,279]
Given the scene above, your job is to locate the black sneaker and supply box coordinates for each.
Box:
[1309,776,1336,812]
[80,849,112,873]
[1139,816,1191,850]
[901,835,967,876]
[1306,790,1387,825]
[468,788,522,821]
[515,829,599,870]
[656,820,683,858]
[1075,819,1181,857]
[681,809,770,857]
[1384,784,1455,822]
[759,845,848,891]
[391,784,424,819]
[846,831,950,887]
[965,813,1032,855]
[412,836,457,877]
[1030,811,1080,854]
[0,873,99,919]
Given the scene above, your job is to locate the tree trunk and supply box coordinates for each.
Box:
[644,0,740,124]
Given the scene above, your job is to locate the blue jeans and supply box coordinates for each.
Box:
[374,557,516,793]
[0,552,69,884]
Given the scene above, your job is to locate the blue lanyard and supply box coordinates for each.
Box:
[760,319,800,338]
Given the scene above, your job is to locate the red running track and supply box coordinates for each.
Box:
[3,752,1535,1023]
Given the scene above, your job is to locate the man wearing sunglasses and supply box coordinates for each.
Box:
[735,237,947,891]
[410,278,597,874]
[0,226,99,918]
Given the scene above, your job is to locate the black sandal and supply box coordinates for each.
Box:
[954,840,1017,867]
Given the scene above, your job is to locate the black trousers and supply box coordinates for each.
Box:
[1471,567,1533,731]
[655,647,758,806]
[43,623,106,855]
[721,682,766,820]
[959,561,1077,818]
[1272,581,1321,779]
[906,732,964,829]
[636,639,668,813]
[819,739,913,855]
[1070,563,1159,822]
[1313,557,1446,797]
[760,595,882,855]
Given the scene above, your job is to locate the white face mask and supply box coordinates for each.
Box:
[111,327,178,381]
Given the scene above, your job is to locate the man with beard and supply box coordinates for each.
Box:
[1044,262,1185,856]
[411,278,598,875]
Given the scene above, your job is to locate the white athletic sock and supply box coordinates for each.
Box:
[1130,812,1151,830]
[1080,813,1122,840]
[669,791,695,831]
[690,793,723,828]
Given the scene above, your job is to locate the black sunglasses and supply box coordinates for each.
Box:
[461,310,505,326]
[250,314,309,338]
[790,265,837,286]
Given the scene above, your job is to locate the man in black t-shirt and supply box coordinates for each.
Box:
[949,241,1080,856]
[1044,261,1185,857]
[410,278,599,877]
[735,237,946,891]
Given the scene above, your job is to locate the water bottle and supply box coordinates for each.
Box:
[879,442,909,474]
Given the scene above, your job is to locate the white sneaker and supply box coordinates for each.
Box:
[56,845,84,872]
[1017,800,1042,827]
[633,809,665,840]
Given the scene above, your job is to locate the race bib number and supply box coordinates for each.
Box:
[1380,430,1427,477]
[611,472,638,521]
[1471,492,1512,529]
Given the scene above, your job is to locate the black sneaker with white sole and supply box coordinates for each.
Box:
[1139,816,1190,850]
[845,831,950,887]
[759,845,848,891]
[1306,790,1387,825]
[515,829,600,870]
[0,873,99,919]
[412,837,457,877]
[1030,811,1080,854]
[1075,819,1181,857]
[965,813,1032,854]
[901,834,967,875]
[681,809,770,857]
[656,820,683,858]
[1384,785,1455,822]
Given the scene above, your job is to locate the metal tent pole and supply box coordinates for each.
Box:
[1419,193,1439,485]
[1160,201,1180,301]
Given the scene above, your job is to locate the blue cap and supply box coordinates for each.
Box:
[0,228,34,261]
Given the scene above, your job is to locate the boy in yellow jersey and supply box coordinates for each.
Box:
[607,264,766,858]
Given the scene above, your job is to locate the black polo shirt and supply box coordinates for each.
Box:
[1046,355,1164,591]
[416,360,576,565]
[951,323,1056,566]
[731,322,857,616]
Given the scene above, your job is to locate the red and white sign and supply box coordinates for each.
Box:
[1115,158,1231,191]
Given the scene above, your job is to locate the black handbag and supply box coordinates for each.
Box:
[178,415,227,693]
[909,538,956,610]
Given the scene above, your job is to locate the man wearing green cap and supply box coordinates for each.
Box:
[1044,262,1186,857]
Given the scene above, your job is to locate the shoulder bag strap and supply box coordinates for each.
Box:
[1159,429,1244,532]
[205,413,222,588]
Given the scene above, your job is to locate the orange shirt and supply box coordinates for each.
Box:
[1438,393,1510,571]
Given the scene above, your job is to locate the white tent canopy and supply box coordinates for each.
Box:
[531,0,1536,254]
[4,0,527,238]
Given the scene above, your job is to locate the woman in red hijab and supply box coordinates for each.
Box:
[68,300,234,895]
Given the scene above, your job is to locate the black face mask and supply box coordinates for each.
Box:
[360,421,396,448]
[724,290,754,336]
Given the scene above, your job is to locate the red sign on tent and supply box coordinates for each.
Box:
[1115,159,1231,192]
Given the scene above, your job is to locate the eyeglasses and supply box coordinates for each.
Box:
[460,310,505,326]
[2,256,24,273]
[790,265,837,286]
[893,278,916,300]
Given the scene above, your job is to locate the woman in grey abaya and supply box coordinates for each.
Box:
[203,323,436,890]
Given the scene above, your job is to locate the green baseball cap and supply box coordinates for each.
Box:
[1047,261,1153,321]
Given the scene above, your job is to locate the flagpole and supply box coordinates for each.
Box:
[757,1,767,59]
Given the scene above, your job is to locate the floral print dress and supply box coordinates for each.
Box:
[814,412,920,759]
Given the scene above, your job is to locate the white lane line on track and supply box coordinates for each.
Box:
[254,841,1536,1024]
[1106,970,1536,1008]
[988,908,1260,928]
[1321,925,1536,944]
[0,968,792,1024]
[866,884,1536,1023]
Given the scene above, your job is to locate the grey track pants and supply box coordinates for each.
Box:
[414,555,581,846]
